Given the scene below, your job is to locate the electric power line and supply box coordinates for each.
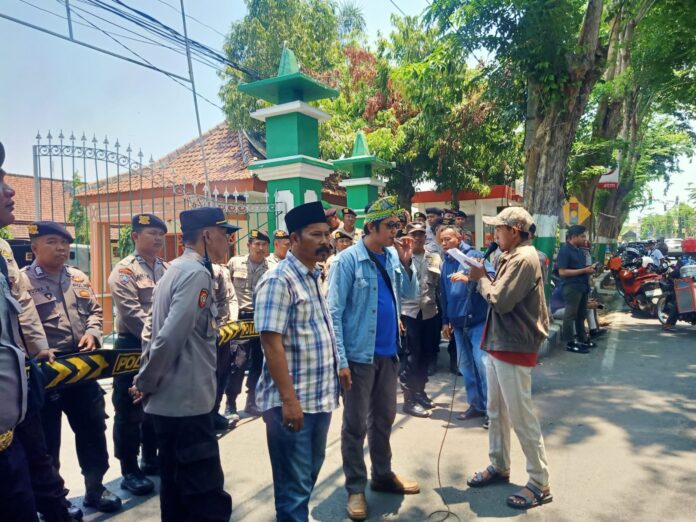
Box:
[152,0,226,39]
[389,0,407,16]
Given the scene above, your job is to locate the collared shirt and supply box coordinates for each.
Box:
[138,248,218,417]
[648,248,665,266]
[108,253,168,337]
[254,251,339,414]
[266,253,283,270]
[212,263,238,323]
[22,262,102,353]
[337,226,363,243]
[0,238,49,356]
[228,254,270,312]
[327,239,419,369]
[401,251,441,320]
[556,242,589,288]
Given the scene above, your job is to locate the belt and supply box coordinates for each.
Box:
[0,429,14,453]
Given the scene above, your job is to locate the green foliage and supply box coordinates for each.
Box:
[640,203,696,238]
[117,225,133,259]
[0,227,12,239]
[337,0,366,45]
[69,172,89,244]
[219,0,342,136]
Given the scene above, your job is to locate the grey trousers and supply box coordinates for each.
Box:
[341,357,398,494]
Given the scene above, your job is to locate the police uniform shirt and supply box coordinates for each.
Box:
[108,254,169,337]
[212,263,238,324]
[0,238,49,356]
[401,251,442,320]
[22,261,103,353]
[266,253,283,270]
[0,261,28,432]
[137,248,218,417]
[337,226,363,243]
[227,255,269,312]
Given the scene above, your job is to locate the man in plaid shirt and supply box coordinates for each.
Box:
[254,201,343,522]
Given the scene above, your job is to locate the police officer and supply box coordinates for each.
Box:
[325,208,341,232]
[226,229,270,417]
[338,207,363,242]
[23,221,122,513]
[267,229,290,268]
[131,207,235,522]
[413,211,427,225]
[212,262,239,428]
[0,140,39,521]
[108,213,169,495]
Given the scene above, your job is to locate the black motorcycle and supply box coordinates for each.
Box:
[656,263,696,327]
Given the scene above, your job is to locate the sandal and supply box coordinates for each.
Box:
[466,465,510,488]
[506,482,553,510]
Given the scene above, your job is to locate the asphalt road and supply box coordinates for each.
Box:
[58,301,696,521]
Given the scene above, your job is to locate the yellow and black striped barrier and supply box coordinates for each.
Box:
[38,319,259,389]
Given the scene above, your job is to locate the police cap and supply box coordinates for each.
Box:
[413,211,426,220]
[132,213,167,233]
[454,210,467,218]
[179,207,241,234]
[273,229,290,240]
[333,229,353,241]
[249,229,270,242]
[28,221,74,243]
[425,207,443,216]
[285,201,327,234]
[342,207,356,217]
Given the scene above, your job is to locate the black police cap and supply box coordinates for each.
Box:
[273,229,290,240]
[28,221,74,243]
[455,210,467,218]
[132,213,167,233]
[179,207,241,234]
[342,207,356,217]
[413,212,426,220]
[249,229,270,242]
[425,207,443,216]
[285,201,326,234]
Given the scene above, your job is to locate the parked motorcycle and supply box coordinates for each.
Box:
[608,253,664,316]
[656,261,696,327]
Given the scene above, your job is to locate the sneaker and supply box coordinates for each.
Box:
[589,328,606,338]
[580,339,597,348]
[224,403,240,422]
[458,406,485,420]
[403,400,431,418]
[482,416,490,430]
[566,341,589,354]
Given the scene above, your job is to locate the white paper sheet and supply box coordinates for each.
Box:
[446,248,483,269]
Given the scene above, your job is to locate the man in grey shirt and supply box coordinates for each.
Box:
[132,207,238,522]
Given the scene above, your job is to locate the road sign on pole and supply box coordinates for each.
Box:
[563,196,591,225]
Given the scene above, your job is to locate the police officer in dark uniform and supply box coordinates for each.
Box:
[131,207,235,522]
[23,222,121,513]
[108,213,169,495]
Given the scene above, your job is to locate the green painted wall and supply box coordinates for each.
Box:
[346,183,380,227]
[266,113,319,158]
[266,177,324,238]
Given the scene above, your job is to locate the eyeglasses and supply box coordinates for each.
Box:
[385,222,401,229]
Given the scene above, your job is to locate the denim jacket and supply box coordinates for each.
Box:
[328,240,419,369]
[440,241,495,328]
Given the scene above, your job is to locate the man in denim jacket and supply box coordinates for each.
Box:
[440,226,495,427]
[328,196,420,521]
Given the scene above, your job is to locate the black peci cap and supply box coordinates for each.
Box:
[179,207,241,235]
[285,201,327,234]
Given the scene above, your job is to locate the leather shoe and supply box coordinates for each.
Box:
[120,472,154,496]
[580,339,597,348]
[415,392,435,410]
[458,406,485,420]
[566,341,589,354]
[346,492,367,521]
[589,328,606,338]
[213,412,232,431]
[83,488,122,513]
[403,400,430,418]
[370,474,420,494]
[65,500,83,520]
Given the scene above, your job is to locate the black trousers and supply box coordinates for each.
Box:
[41,380,110,491]
[15,409,71,522]
[0,437,38,522]
[214,339,233,413]
[225,337,263,405]
[401,313,441,395]
[113,334,157,475]
[562,284,589,342]
[151,413,232,522]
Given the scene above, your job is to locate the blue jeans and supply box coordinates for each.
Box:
[263,407,332,522]
[453,323,487,412]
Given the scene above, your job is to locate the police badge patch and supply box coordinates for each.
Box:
[198,289,209,308]
[119,273,130,285]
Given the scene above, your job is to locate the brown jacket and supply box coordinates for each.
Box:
[478,241,548,353]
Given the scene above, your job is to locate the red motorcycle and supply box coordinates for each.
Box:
[607,251,664,316]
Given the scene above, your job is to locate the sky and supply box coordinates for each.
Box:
[0,0,691,220]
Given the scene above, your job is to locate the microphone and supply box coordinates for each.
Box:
[483,241,498,261]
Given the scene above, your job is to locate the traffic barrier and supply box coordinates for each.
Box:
[37,319,259,389]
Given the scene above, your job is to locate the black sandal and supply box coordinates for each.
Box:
[506,482,553,510]
[466,465,510,488]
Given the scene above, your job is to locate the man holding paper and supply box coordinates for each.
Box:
[439,226,494,427]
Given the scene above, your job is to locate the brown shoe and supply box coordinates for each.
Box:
[346,492,367,521]
[370,474,420,494]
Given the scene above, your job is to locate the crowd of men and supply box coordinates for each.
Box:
[2,138,612,521]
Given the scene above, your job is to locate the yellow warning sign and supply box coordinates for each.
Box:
[563,197,591,226]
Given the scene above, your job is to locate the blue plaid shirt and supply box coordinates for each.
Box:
[253,251,340,414]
